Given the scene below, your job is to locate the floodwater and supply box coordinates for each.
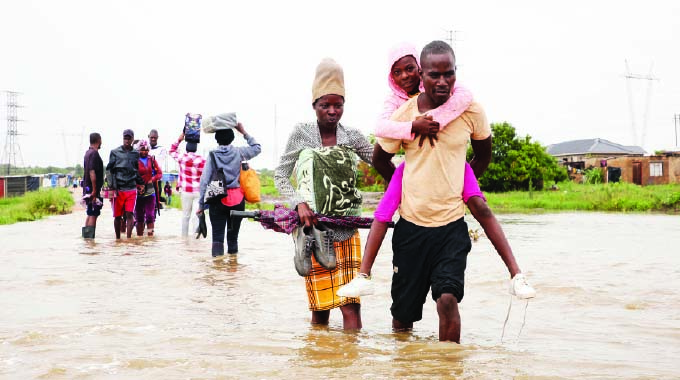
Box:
[1,204,679,379]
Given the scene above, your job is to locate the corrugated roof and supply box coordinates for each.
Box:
[546,138,646,156]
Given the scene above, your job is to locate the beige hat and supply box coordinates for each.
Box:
[312,58,345,104]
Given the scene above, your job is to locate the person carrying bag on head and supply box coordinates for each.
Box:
[198,122,261,257]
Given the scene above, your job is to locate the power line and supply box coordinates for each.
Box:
[623,60,659,148]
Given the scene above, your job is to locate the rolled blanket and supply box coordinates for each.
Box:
[203,112,237,133]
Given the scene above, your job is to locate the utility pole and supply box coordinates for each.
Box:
[2,91,24,175]
[674,114,680,148]
[273,104,278,167]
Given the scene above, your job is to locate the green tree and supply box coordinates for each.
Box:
[74,164,84,177]
[468,122,567,192]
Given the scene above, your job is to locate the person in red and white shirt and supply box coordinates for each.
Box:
[169,132,206,237]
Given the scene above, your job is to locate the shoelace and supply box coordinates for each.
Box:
[501,295,530,343]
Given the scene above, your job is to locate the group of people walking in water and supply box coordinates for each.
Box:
[80,40,535,343]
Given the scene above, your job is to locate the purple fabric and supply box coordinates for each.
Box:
[135,194,156,224]
[257,204,383,234]
[374,161,485,223]
[374,162,405,223]
[462,162,486,203]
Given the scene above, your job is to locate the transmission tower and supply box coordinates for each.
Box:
[2,91,24,175]
[623,60,659,147]
[61,126,86,167]
[444,30,462,50]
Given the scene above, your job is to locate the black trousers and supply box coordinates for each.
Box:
[208,198,246,253]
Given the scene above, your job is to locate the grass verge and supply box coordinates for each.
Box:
[0,188,75,225]
[486,182,680,213]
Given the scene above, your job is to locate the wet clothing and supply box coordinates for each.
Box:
[305,231,361,311]
[106,146,143,191]
[86,197,103,217]
[208,198,246,253]
[83,147,104,197]
[275,122,372,311]
[390,217,471,323]
[135,194,156,224]
[113,189,137,217]
[181,193,200,237]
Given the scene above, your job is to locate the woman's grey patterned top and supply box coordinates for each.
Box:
[274,121,373,208]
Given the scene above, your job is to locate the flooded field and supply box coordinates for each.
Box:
[1,206,679,379]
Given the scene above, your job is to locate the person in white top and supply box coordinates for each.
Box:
[148,129,169,170]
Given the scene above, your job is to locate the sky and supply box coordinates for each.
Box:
[1,0,679,170]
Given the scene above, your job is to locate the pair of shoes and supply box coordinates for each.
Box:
[292,227,313,276]
[337,273,374,297]
[195,213,207,239]
[509,273,536,299]
[311,224,336,270]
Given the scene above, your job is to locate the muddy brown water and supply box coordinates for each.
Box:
[1,205,679,379]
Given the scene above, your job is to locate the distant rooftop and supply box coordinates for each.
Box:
[546,138,646,157]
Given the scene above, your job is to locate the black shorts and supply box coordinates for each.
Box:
[390,217,471,324]
[86,197,104,217]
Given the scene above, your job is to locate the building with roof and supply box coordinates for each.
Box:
[546,138,680,185]
[546,138,646,162]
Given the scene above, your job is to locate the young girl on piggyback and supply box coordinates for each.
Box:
[338,42,535,300]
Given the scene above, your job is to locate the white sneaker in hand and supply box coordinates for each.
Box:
[337,273,374,297]
[509,273,536,299]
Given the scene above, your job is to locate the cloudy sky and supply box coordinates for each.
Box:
[1,0,679,170]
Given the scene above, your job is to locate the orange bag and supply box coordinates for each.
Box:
[240,162,261,203]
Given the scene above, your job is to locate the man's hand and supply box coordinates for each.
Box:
[235,122,246,135]
[296,202,317,230]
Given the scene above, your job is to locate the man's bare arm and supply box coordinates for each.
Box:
[372,144,396,186]
[469,136,492,178]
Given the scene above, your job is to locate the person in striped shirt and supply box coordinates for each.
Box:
[169,132,206,237]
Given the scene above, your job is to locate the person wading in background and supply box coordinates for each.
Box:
[107,129,143,239]
[169,132,206,237]
[82,132,104,239]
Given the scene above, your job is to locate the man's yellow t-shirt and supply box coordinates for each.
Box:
[377,97,491,227]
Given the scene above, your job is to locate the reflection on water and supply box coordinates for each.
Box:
[1,208,679,379]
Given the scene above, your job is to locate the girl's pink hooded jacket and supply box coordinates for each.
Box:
[375,42,473,140]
